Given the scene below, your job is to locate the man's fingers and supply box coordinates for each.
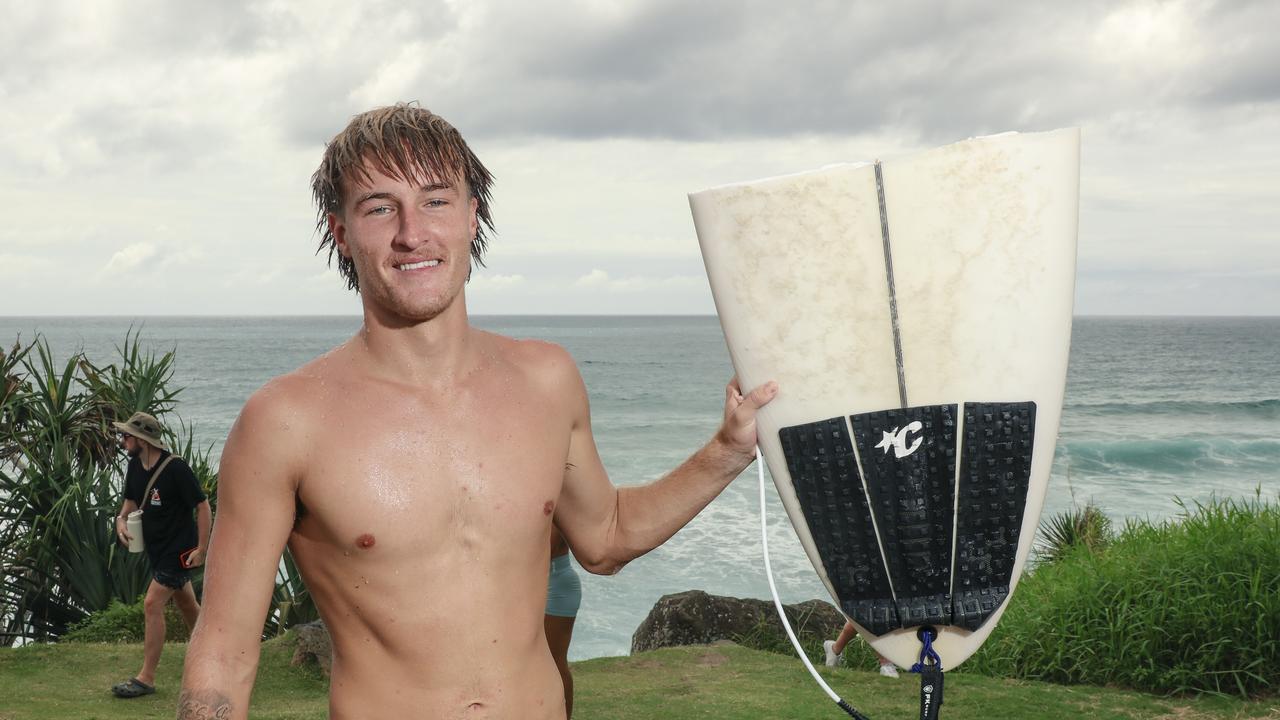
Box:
[725,377,744,405]
[737,381,778,412]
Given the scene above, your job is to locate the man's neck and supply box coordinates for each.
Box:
[356,295,476,386]
[139,445,164,470]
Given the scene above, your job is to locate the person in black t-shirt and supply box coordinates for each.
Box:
[109,411,212,699]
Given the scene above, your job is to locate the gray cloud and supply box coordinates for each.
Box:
[265,0,461,148]
[366,0,1276,144]
[1196,3,1280,104]
[1,0,1276,316]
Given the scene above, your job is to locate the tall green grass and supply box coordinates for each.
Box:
[965,493,1280,697]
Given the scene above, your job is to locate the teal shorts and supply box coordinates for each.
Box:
[545,553,581,618]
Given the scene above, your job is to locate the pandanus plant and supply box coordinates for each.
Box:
[0,329,317,645]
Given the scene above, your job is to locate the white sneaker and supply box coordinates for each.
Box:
[879,663,900,678]
[823,640,839,667]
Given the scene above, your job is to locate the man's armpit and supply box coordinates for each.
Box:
[177,688,233,719]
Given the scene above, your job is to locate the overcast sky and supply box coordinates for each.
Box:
[1,0,1276,316]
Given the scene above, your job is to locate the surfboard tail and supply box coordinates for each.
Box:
[691,128,1079,670]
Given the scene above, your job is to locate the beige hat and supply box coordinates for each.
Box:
[112,411,168,450]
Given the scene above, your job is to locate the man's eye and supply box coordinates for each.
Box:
[367,205,392,216]
[426,199,448,208]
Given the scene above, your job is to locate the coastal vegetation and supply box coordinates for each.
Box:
[756,495,1280,699]
[962,493,1280,698]
[0,332,313,645]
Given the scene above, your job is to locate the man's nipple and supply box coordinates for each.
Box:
[543,501,555,516]
[356,533,376,549]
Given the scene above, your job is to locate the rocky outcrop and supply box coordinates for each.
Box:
[290,620,332,676]
[631,590,844,654]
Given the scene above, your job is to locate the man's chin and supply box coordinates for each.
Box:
[369,293,454,325]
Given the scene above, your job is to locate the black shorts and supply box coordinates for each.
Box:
[153,567,191,590]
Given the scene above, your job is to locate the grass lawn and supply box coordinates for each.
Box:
[1,638,1277,719]
[0,634,327,720]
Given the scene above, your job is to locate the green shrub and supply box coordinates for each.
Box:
[964,494,1280,697]
[62,596,192,643]
[62,599,145,643]
[1035,502,1112,565]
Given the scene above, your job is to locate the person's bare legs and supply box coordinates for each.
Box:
[827,621,896,674]
[544,614,576,718]
[138,579,178,686]
[831,621,858,655]
[172,581,201,631]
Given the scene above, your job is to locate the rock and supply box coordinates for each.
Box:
[290,620,332,676]
[630,590,845,654]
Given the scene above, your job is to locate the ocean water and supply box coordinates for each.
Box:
[1,315,1277,660]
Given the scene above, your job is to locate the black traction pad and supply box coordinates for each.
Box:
[851,405,958,628]
[951,402,1036,631]
[779,401,1037,635]
[779,417,899,635]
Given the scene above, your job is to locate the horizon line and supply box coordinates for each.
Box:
[2,313,1280,320]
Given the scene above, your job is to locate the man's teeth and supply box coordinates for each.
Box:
[397,260,441,271]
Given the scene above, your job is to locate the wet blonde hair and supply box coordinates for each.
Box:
[311,103,495,291]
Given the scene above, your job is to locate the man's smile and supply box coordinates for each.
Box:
[395,259,442,271]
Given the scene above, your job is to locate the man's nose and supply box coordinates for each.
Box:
[394,208,432,250]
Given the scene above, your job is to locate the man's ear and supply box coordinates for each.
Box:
[329,212,351,257]
[469,195,479,240]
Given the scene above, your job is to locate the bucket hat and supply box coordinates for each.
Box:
[112,412,168,450]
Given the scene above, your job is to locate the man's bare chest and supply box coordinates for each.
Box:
[291,387,571,551]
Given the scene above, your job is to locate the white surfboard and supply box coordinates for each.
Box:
[690,128,1079,670]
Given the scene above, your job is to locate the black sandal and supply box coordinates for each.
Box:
[111,677,156,698]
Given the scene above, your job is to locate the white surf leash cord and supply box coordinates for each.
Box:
[757,449,872,720]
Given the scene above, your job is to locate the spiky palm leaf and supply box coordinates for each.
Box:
[1,331,314,645]
[0,334,187,643]
[1035,502,1112,566]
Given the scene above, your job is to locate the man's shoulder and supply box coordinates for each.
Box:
[163,452,194,473]
[158,453,203,493]
[228,369,330,450]
[245,359,340,414]
[481,332,580,385]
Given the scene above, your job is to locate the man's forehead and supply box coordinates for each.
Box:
[344,155,465,195]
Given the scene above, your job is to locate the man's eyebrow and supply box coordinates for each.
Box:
[354,191,395,206]
[352,182,454,206]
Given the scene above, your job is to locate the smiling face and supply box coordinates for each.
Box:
[311,104,495,294]
[329,159,480,324]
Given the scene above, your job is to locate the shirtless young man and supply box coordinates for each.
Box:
[178,103,776,720]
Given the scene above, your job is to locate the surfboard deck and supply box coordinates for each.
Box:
[690,128,1079,670]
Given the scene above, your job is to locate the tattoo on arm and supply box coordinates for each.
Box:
[176,688,232,719]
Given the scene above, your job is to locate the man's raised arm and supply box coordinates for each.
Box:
[178,385,303,720]
[553,351,776,575]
